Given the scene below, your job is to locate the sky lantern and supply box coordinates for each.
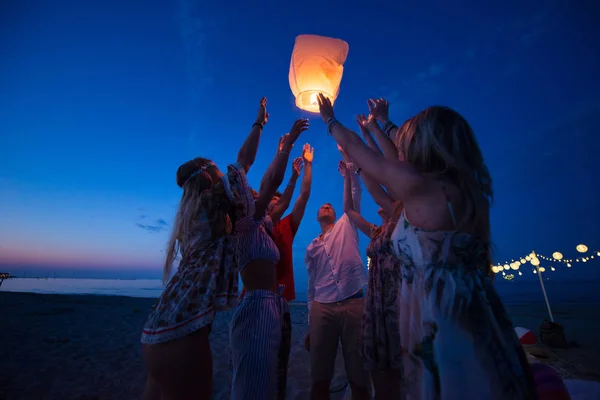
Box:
[288,34,349,113]
[576,244,588,253]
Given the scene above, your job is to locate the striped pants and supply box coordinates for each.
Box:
[230,289,291,400]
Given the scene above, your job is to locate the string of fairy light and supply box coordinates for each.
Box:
[366,244,598,281]
[492,244,598,281]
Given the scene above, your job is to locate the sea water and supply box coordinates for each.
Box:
[2,277,600,304]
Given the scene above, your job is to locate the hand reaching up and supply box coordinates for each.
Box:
[281,119,309,152]
[355,114,369,132]
[302,143,314,164]
[338,160,348,177]
[256,97,269,126]
[292,157,304,177]
[368,98,389,123]
[317,93,335,123]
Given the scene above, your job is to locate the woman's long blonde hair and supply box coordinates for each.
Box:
[395,106,494,272]
[163,158,230,284]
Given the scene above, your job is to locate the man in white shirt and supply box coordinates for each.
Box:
[304,151,369,400]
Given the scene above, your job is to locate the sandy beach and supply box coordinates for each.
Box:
[1,292,599,400]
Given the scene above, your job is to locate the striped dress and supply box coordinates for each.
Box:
[229,213,291,400]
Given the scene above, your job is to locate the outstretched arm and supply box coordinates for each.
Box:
[255,119,309,220]
[357,113,397,161]
[339,146,362,213]
[341,163,374,238]
[349,119,397,215]
[362,172,396,216]
[369,98,400,143]
[269,158,301,224]
[318,94,423,202]
[237,97,269,173]
[291,144,314,226]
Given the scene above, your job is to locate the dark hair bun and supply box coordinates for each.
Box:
[175,157,213,188]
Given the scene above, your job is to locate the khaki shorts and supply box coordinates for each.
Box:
[309,297,369,388]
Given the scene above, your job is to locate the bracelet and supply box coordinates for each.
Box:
[326,118,340,134]
[355,168,362,175]
[287,180,296,188]
[383,121,397,136]
[252,122,264,130]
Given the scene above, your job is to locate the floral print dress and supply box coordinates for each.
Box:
[362,220,404,372]
[141,162,253,345]
[390,208,538,400]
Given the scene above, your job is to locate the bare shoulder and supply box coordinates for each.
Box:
[402,176,459,231]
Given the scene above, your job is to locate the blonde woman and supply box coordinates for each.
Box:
[317,94,537,399]
[141,98,283,400]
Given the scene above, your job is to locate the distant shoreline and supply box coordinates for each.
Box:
[0,290,311,307]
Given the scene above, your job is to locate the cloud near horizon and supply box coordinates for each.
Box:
[136,215,169,233]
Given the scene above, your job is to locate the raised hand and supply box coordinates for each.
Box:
[355,114,368,130]
[302,143,314,163]
[292,157,304,177]
[281,118,310,151]
[338,160,348,177]
[368,98,389,123]
[256,97,269,126]
[317,93,335,123]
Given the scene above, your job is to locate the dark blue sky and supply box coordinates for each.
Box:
[1,0,599,289]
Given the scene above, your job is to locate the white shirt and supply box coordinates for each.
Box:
[304,162,367,325]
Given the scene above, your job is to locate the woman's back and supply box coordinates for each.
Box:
[388,179,536,399]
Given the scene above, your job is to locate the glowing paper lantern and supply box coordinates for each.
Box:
[530,258,540,266]
[552,252,563,260]
[576,244,588,253]
[288,34,349,113]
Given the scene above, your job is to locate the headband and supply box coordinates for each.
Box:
[183,162,216,187]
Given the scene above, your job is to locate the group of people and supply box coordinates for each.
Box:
[139,94,540,400]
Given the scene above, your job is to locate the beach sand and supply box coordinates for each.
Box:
[0,292,598,399]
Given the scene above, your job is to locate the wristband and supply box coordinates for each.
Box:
[384,121,397,136]
[252,122,264,130]
[326,118,340,134]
